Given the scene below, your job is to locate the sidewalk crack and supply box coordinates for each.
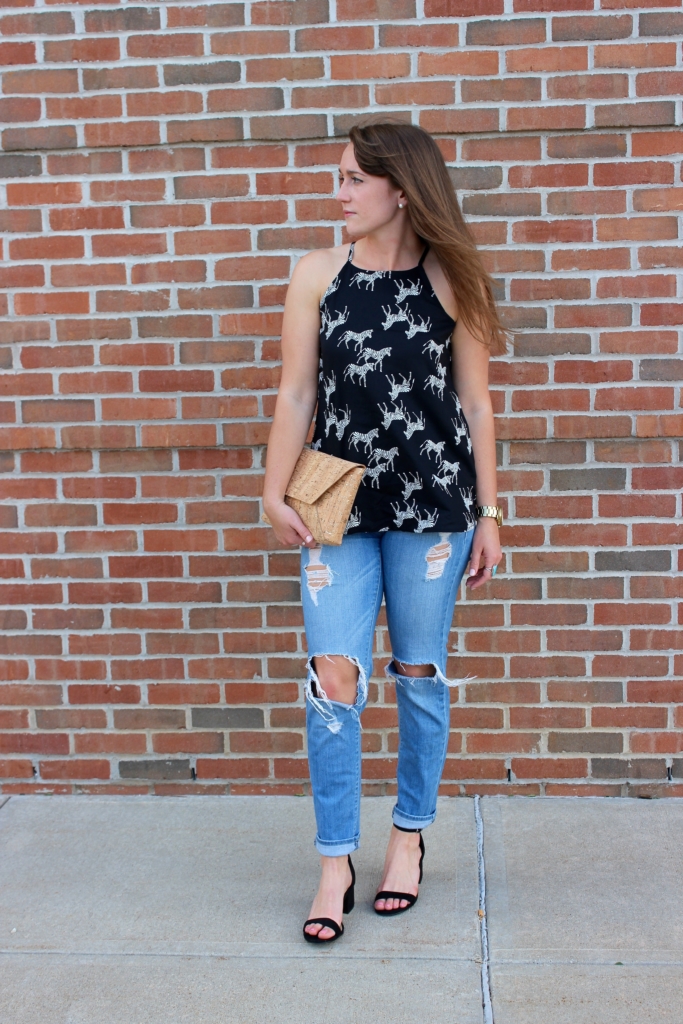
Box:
[475,795,495,1024]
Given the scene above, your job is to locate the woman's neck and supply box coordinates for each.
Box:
[351,232,424,272]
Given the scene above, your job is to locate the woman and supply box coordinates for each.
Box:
[262,121,506,943]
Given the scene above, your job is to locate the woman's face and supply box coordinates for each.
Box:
[336,143,404,237]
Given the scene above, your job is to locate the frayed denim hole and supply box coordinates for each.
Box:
[305,654,367,733]
[425,532,452,581]
[304,547,335,606]
[385,659,473,692]
[434,664,476,691]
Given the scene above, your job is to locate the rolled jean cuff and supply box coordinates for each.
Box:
[315,834,359,857]
[392,808,436,831]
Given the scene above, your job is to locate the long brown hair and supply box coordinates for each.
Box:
[348,121,508,356]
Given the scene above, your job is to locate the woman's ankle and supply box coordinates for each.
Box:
[319,854,351,875]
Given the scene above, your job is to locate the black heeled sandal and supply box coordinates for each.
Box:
[374,828,425,917]
[303,855,355,943]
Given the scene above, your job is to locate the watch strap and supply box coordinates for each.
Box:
[476,505,503,527]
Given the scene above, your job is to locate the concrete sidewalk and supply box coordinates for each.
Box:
[0,794,681,1024]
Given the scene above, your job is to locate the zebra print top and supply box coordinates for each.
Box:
[310,242,477,535]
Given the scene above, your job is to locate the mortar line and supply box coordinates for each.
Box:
[474,795,494,1024]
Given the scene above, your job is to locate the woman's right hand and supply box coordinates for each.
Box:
[264,500,318,549]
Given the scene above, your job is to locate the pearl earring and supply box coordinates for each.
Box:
[398,203,404,209]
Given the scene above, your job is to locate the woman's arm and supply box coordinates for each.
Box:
[451,320,503,591]
[262,252,327,549]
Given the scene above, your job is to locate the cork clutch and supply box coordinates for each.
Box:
[262,447,366,546]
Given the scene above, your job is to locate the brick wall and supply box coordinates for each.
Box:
[1,0,682,797]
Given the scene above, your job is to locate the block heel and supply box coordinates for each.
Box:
[303,855,355,943]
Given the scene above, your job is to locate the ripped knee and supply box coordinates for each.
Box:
[305,654,368,733]
[385,659,465,690]
[312,654,359,704]
[394,660,436,679]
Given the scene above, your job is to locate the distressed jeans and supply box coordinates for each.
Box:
[301,529,474,857]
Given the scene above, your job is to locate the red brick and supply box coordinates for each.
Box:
[630,733,683,755]
[0,734,68,755]
[595,43,676,69]
[148,684,220,705]
[0,42,36,65]
[112,659,184,681]
[512,758,587,779]
[597,162,675,188]
[420,51,499,77]
[243,55,323,86]
[0,760,34,779]
[154,733,223,754]
[594,655,669,678]
[380,22,460,45]
[548,73,628,101]
[426,0,502,13]
[173,228,250,256]
[5,9,66,50]
[10,236,85,262]
[628,680,683,703]
[112,609,183,630]
[422,109,500,135]
[91,234,166,259]
[197,757,270,779]
[639,245,683,268]
[67,684,141,704]
[15,293,90,317]
[64,530,137,553]
[330,52,411,80]
[109,555,183,579]
[36,659,106,681]
[147,581,221,603]
[69,635,140,657]
[132,260,207,285]
[507,46,587,74]
[75,735,146,755]
[636,414,683,439]
[632,131,683,158]
[43,38,120,63]
[6,182,81,207]
[296,24,374,50]
[599,276,676,299]
[600,330,678,354]
[68,582,142,604]
[40,759,110,780]
[594,102,676,129]
[50,210,125,234]
[442,759,506,781]
[640,303,683,326]
[146,633,219,656]
[52,265,126,289]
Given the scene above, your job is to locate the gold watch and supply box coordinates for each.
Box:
[476,505,503,528]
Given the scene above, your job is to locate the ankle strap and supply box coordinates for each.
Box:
[393,823,422,833]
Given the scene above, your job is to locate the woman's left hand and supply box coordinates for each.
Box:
[466,517,502,591]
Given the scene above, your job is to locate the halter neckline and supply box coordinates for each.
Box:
[348,241,430,274]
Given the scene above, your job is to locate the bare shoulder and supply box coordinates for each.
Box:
[291,243,350,303]
[422,248,458,322]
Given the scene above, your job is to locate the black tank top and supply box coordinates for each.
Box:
[311,241,477,535]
